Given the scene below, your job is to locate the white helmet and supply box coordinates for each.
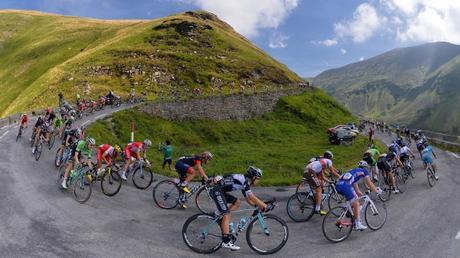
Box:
[358,160,369,168]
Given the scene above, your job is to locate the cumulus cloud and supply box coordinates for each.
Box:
[359,56,365,61]
[334,3,384,43]
[269,32,289,48]
[187,0,299,37]
[340,48,347,54]
[381,0,460,43]
[311,39,338,46]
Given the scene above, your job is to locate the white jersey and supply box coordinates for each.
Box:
[400,146,410,155]
[305,159,332,175]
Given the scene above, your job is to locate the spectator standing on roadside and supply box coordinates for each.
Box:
[158,140,173,171]
[368,126,374,144]
[58,92,64,108]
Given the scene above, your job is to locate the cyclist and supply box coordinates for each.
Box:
[399,143,415,167]
[335,161,382,231]
[121,139,152,180]
[421,142,438,180]
[158,140,173,171]
[31,115,45,141]
[18,113,28,129]
[210,166,269,251]
[377,151,402,194]
[44,108,56,123]
[56,127,80,166]
[389,141,400,155]
[362,145,380,181]
[303,150,340,215]
[32,121,52,154]
[96,144,121,177]
[175,151,212,195]
[61,137,96,189]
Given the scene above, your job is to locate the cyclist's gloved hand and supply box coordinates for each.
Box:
[376,187,383,195]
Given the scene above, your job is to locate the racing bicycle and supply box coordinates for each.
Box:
[182,200,288,255]
[322,194,387,243]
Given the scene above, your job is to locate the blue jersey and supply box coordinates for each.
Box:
[421,146,434,164]
[337,168,370,185]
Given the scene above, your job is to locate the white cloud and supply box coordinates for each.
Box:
[269,32,289,48]
[381,0,460,43]
[311,39,337,46]
[340,48,347,54]
[187,0,299,37]
[359,56,365,61]
[334,3,384,43]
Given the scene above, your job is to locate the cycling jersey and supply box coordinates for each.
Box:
[400,146,410,155]
[124,142,144,159]
[175,155,202,178]
[97,144,115,164]
[336,168,370,202]
[421,146,434,164]
[34,117,44,128]
[20,115,28,125]
[211,174,252,214]
[305,159,332,175]
[72,140,93,159]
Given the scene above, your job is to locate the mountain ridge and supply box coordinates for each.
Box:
[313,42,460,133]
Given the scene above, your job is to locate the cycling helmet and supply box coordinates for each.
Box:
[246,166,263,178]
[323,150,333,159]
[358,160,369,168]
[86,137,96,145]
[143,139,152,147]
[202,151,213,160]
[114,145,122,153]
[423,142,429,148]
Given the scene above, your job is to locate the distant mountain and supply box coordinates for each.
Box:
[0,10,302,116]
[313,42,460,133]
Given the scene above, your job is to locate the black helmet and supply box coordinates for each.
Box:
[246,166,263,178]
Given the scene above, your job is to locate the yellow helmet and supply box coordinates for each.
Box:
[114,145,122,153]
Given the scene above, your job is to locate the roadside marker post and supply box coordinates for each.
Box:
[131,121,135,142]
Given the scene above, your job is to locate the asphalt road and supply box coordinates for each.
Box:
[1,107,459,257]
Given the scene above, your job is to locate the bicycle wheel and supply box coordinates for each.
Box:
[55,149,63,167]
[182,213,222,254]
[101,170,122,196]
[427,168,436,187]
[195,186,215,215]
[286,192,315,222]
[34,142,42,161]
[365,199,387,230]
[132,166,153,189]
[327,189,345,210]
[396,172,407,193]
[295,180,308,194]
[376,173,391,202]
[246,214,289,255]
[57,165,66,188]
[48,133,55,150]
[16,127,22,142]
[73,173,92,204]
[322,207,353,243]
[152,180,180,209]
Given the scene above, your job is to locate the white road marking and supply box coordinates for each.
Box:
[0,131,8,140]
[81,120,90,127]
[95,114,106,120]
[0,126,7,131]
[456,230,460,240]
[448,152,460,159]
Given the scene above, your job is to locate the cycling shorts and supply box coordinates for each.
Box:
[422,155,433,164]
[175,161,194,179]
[377,157,391,172]
[400,153,409,163]
[303,170,321,189]
[210,186,237,215]
[335,182,357,202]
[97,148,110,164]
[363,156,376,166]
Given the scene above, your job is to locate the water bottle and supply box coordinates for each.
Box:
[70,169,76,178]
[229,222,235,234]
[237,217,247,232]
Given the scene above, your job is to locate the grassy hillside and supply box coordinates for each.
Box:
[313,42,460,133]
[0,10,302,116]
[87,90,377,186]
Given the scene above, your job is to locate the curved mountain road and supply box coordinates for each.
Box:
[0,107,459,257]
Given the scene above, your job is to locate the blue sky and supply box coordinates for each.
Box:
[2,0,460,77]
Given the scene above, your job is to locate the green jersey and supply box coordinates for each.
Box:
[54,118,62,128]
[162,145,173,160]
[369,148,380,158]
[76,140,93,157]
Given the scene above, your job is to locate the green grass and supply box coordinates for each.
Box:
[0,10,302,117]
[87,90,377,186]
